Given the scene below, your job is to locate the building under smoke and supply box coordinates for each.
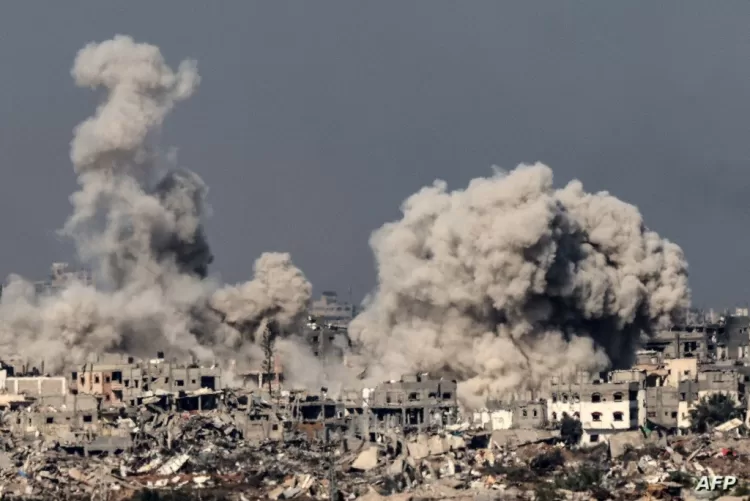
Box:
[0,35,695,410]
[309,291,356,328]
[0,36,316,384]
[348,163,691,408]
[34,263,93,296]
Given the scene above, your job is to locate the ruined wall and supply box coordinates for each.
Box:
[6,377,67,396]
[512,401,547,429]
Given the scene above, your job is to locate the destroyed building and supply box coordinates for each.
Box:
[236,356,284,391]
[646,385,680,430]
[642,317,750,364]
[34,262,93,296]
[70,353,223,407]
[511,400,547,429]
[697,366,741,402]
[720,315,750,360]
[364,374,458,432]
[643,325,715,361]
[309,290,356,328]
[303,321,350,360]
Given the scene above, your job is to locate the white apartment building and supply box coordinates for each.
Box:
[546,372,644,446]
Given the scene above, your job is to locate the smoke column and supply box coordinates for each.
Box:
[349,163,690,408]
[0,36,313,374]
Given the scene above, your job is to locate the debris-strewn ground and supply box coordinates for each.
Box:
[2,412,750,501]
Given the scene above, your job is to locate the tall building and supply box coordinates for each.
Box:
[309,290,355,327]
[34,262,93,295]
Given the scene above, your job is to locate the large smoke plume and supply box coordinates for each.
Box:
[349,164,690,408]
[0,35,693,406]
[0,36,313,375]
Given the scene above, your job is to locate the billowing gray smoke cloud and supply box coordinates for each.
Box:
[212,253,312,330]
[349,163,690,408]
[152,170,214,278]
[205,252,313,365]
[0,36,313,374]
[64,35,204,287]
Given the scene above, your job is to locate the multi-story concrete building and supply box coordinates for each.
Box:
[664,358,698,388]
[70,353,223,407]
[718,316,750,360]
[366,374,458,430]
[642,325,722,362]
[646,386,680,429]
[677,380,700,429]
[697,367,740,403]
[512,400,548,429]
[643,361,742,432]
[34,262,93,296]
[547,371,644,445]
[309,291,356,327]
[304,322,350,360]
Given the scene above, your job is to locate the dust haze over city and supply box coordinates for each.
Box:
[0,2,748,404]
[2,3,750,499]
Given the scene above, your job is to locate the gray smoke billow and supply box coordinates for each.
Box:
[0,36,313,375]
[349,164,691,408]
[0,35,693,403]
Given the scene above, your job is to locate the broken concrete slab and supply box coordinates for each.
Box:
[407,438,429,460]
[608,430,645,458]
[388,458,404,476]
[351,446,379,471]
[715,418,743,433]
[428,434,445,456]
[443,435,466,451]
[490,429,557,449]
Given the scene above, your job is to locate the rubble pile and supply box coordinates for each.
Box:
[0,409,750,500]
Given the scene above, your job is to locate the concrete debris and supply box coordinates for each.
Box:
[608,429,646,458]
[351,446,379,471]
[8,419,750,500]
[2,369,750,500]
[715,418,744,433]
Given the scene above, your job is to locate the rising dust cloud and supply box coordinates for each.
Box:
[349,164,691,407]
[0,36,691,408]
[0,36,314,380]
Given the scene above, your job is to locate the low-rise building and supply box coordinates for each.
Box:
[367,374,458,430]
[697,367,740,403]
[646,386,680,429]
[472,407,513,431]
[547,372,643,445]
[70,354,224,407]
[664,358,698,388]
[2,369,68,397]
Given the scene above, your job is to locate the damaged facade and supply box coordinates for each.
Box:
[466,315,750,451]
[3,314,750,498]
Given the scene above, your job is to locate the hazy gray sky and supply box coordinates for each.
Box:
[1,2,749,308]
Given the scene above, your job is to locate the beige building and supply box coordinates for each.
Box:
[70,354,223,407]
[664,358,698,388]
[0,370,67,397]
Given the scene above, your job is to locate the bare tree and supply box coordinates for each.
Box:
[261,319,279,396]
